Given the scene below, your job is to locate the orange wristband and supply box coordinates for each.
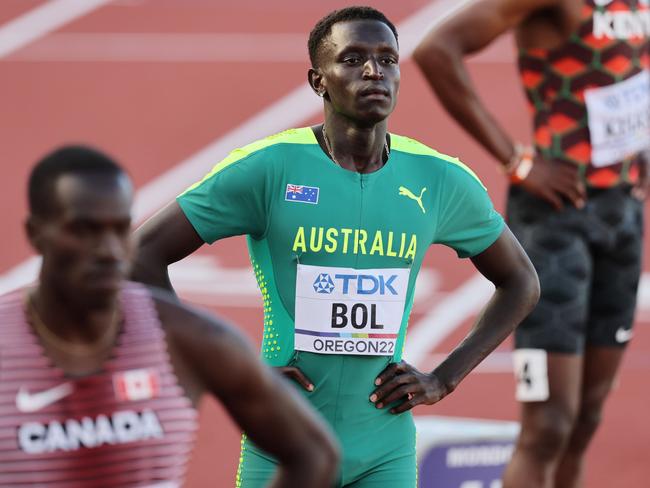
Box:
[510,153,534,184]
[502,144,534,184]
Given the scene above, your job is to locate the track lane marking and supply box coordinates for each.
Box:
[0,0,113,59]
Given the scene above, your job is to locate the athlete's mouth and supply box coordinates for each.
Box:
[85,266,126,286]
[359,87,390,98]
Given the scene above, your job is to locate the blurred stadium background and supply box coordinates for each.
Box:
[0,1,648,486]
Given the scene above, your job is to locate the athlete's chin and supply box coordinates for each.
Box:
[360,101,396,121]
[81,280,122,306]
[355,109,393,126]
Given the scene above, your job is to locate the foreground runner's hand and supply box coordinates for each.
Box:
[519,156,585,211]
[370,361,447,414]
[276,366,315,392]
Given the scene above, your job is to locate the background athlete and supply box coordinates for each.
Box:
[413,1,649,486]
[0,145,338,488]
[133,6,540,487]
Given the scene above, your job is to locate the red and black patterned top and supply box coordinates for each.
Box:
[518,0,650,187]
[0,282,198,487]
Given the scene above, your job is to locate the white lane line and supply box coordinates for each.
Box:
[0,256,41,294]
[0,0,113,59]
[421,351,515,374]
[403,273,494,367]
[131,86,318,221]
[5,0,480,63]
[7,33,307,62]
[405,271,650,369]
[395,0,479,55]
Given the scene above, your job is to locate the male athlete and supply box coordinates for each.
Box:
[413,1,649,486]
[0,145,338,487]
[133,6,540,487]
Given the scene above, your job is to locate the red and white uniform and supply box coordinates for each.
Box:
[0,283,198,487]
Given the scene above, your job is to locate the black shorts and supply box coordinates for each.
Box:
[507,185,643,354]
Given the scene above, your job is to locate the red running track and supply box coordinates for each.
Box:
[0,1,647,486]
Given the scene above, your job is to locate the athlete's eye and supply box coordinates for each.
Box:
[381,56,398,65]
[343,56,362,65]
[67,221,96,237]
[114,221,132,237]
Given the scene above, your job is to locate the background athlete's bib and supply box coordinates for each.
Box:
[294,264,409,356]
[585,70,650,167]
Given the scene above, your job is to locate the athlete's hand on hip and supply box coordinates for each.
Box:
[370,361,447,414]
[275,366,315,392]
[519,156,585,211]
[632,152,650,201]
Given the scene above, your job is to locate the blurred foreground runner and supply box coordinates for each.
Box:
[0,145,338,488]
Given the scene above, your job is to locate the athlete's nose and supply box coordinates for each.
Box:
[96,230,126,263]
[363,58,384,80]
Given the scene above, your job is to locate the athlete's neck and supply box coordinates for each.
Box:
[320,115,389,174]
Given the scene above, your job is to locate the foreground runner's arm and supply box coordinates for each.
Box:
[413,0,585,209]
[371,227,539,413]
[154,290,339,488]
[132,202,204,292]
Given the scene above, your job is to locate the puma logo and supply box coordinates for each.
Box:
[398,186,427,214]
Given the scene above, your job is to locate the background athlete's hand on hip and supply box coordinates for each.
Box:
[370,361,447,414]
[632,151,650,201]
[518,155,585,211]
[275,366,314,392]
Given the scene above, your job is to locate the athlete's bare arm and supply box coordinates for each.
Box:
[371,227,539,413]
[153,291,340,488]
[413,0,585,209]
[132,202,203,292]
[133,201,318,391]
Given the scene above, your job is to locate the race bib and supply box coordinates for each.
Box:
[585,70,650,167]
[513,349,549,402]
[294,264,410,356]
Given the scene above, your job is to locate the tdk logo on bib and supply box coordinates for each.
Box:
[313,273,335,294]
[312,273,399,295]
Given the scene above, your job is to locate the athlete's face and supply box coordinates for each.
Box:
[313,20,400,125]
[28,173,134,308]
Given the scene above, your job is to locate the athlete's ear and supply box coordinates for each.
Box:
[308,67,326,99]
[25,215,44,253]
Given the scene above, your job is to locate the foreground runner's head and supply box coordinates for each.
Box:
[308,6,400,126]
[26,145,134,308]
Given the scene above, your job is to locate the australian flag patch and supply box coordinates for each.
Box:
[285,184,319,204]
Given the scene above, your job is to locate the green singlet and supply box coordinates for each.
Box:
[177,127,504,487]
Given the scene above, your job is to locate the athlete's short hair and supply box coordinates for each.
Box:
[308,6,398,67]
[28,145,126,218]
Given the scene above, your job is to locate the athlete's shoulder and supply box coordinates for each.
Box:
[145,284,232,337]
[226,127,317,162]
[0,288,25,311]
[390,133,485,189]
[0,289,28,351]
[147,286,254,377]
[180,127,317,195]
